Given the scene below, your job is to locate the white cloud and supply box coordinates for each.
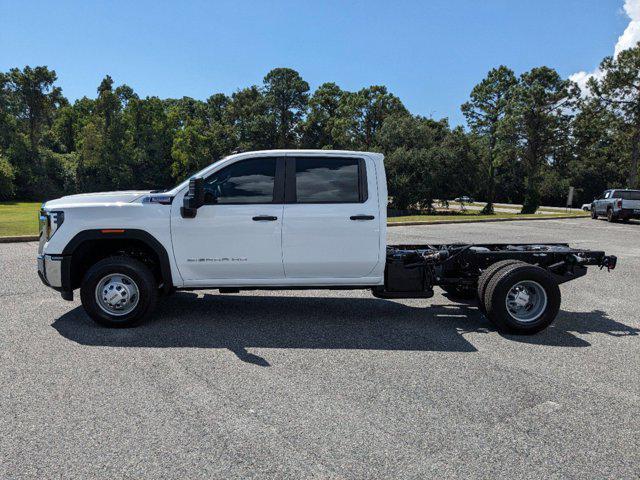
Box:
[570,0,640,93]
[623,0,640,21]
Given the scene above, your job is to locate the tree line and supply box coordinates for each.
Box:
[1,44,640,213]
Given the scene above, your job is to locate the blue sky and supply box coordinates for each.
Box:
[0,0,629,125]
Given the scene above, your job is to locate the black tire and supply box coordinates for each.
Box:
[591,207,598,219]
[80,256,158,328]
[484,263,561,334]
[440,284,476,300]
[476,260,526,313]
[607,208,617,222]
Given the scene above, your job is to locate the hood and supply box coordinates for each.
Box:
[43,190,151,209]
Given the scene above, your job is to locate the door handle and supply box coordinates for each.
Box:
[350,215,375,221]
[252,215,278,221]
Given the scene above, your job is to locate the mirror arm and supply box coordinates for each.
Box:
[181,178,205,219]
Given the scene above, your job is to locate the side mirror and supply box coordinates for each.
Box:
[181,178,205,218]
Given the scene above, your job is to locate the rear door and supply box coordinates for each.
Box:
[281,155,380,279]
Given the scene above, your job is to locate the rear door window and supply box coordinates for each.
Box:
[292,157,364,203]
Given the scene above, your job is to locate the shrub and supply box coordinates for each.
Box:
[0,154,16,200]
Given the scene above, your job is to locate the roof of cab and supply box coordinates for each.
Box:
[227,149,383,157]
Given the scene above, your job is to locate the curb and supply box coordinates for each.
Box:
[0,215,589,243]
[387,215,588,227]
[0,235,39,243]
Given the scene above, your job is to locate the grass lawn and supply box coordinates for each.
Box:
[388,211,589,223]
[0,202,41,237]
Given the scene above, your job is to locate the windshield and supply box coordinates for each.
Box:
[614,190,640,200]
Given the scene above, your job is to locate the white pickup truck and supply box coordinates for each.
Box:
[591,189,640,222]
[38,149,616,334]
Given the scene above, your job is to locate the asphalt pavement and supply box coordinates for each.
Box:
[1,218,639,479]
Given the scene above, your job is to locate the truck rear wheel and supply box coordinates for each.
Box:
[476,260,526,313]
[80,256,158,328]
[484,263,560,334]
[607,208,617,222]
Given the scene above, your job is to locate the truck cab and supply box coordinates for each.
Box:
[171,150,386,287]
[38,149,615,334]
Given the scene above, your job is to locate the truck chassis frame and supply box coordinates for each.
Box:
[374,243,617,299]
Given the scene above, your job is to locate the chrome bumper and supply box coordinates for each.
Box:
[37,254,63,288]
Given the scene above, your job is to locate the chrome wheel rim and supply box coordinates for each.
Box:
[95,273,140,316]
[505,280,547,323]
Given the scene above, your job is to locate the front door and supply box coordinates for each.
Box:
[596,191,610,215]
[282,155,381,279]
[171,157,285,283]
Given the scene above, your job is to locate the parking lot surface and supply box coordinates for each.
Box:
[1,218,639,479]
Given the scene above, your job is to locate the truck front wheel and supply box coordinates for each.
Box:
[484,263,560,334]
[80,256,158,328]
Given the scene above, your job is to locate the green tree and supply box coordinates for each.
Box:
[570,97,627,203]
[3,66,67,198]
[378,114,479,209]
[0,154,15,200]
[335,86,407,149]
[507,67,576,213]
[168,94,235,181]
[6,66,63,151]
[76,76,132,191]
[123,95,175,188]
[170,118,211,180]
[50,105,77,153]
[588,42,640,188]
[76,122,105,191]
[301,82,344,148]
[227,86,273,150]
[170,116,235,181]
[263,68,309,148]
[96,75,120,132]
[0,73,17,151]
[461,66,517,214]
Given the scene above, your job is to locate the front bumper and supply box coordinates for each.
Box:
[37,254,73,300]
[37,254,63,287]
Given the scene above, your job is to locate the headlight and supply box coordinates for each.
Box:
[40,210,65,240]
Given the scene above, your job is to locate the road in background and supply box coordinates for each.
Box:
[1,218,638,479]
[441,200,584,215]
